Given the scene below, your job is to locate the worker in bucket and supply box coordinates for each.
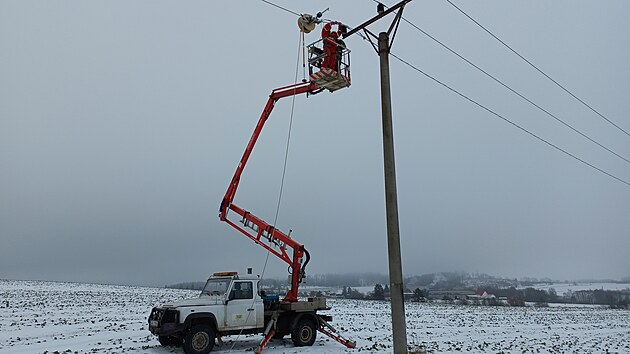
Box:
[321,22,345,72]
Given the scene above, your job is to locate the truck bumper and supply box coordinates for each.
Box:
[148,307,183,336]
[149,322,184,336]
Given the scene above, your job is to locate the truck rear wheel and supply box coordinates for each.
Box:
[183,324,215,354]
[291,318,317,346]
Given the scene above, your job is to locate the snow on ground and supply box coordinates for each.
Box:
[1,280,630,353]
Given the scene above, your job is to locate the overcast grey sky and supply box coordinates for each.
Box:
[1,1,629,287]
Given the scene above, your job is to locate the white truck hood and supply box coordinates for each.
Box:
[163,296,223,308]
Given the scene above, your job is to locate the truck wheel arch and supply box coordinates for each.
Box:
[290,312,319,331]
[184,313,219,332]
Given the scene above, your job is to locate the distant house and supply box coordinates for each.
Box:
[403,292,413,302]
[466,289,497,302]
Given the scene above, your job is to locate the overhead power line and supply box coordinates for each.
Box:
[390,52,630,188]
[260,0,300,16]
[374,0,630,165]
[397,15,630,166]
[444,0,630,139]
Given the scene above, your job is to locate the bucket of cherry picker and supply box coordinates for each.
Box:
[307,37,351,92]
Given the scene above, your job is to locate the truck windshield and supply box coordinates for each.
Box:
[200,279,230,296]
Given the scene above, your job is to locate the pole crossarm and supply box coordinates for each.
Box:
[385,7,405,51]
[344,0,411,39]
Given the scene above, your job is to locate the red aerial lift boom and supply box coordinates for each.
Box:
[219,22,351,302]
[219,81,318,302]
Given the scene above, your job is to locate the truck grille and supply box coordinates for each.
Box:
[149,308,178,325]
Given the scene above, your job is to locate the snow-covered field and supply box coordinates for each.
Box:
[1,280,629,354]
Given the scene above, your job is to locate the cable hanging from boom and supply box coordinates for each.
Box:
[260,29,306,288]
[227,28,312,354]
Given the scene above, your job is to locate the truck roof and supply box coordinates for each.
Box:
[207,273,259,281]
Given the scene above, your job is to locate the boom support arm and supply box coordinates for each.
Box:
[220,81,318,302]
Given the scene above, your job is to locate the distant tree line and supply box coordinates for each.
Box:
[307,273,388,287]
[168,272,630,291]
[165,271,630,309]
[337,284,429,302]
[339,284,390,300]
[405,271,518,290]
[568,289,630,308]
[482,286,559,303]
[482,286,630,308]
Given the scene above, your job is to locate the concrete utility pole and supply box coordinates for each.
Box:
[344,2,411,353]
[378,31,408,354]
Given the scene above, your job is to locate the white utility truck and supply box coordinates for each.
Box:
[148,271,351,354]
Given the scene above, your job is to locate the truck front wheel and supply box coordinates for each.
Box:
[183,324,215,354]
[291,318,317,347]
[159,335,182,347]
[272,331,288,339]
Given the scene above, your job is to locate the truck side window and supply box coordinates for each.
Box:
[231,281,253,300]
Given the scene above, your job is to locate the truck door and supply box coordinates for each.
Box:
[225,281,259,329]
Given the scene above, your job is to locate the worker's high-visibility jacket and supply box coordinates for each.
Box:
[322,22,342,71]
